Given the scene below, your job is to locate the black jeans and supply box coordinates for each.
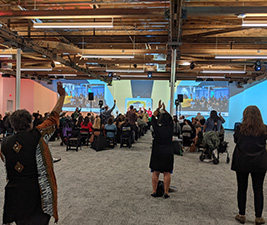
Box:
[236,172,266,217]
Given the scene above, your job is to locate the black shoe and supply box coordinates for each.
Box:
[163,193,170,199]
[151,192,157,198]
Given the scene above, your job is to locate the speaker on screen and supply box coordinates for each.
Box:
[88,92,94,101]
[178,94,183,102]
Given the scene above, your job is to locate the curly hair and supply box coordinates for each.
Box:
[240,105,267,136]
[10,109,32,132]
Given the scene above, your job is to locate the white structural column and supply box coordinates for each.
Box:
[169,49,176,116]
[16,48,21,110]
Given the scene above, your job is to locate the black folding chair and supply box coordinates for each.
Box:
[66,128,82,151]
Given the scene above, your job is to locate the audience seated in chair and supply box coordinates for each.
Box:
[120,118,132,148]
[105,117,117,148]
[80,116,92,146]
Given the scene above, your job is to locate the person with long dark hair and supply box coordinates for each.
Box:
[204,110,225,132]
[232,106,267,225]
[81,116,92,132]
[76,115,83,128]
[149,100,173,199]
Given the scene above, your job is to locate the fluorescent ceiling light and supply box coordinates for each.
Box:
[200,70,246,74]
[197,76,225,79]
[0,54,12,57]
[215,55,267,59]
[48,74,77,76]
[149,22,169,24]
[180,62,191,66]
[82,55,134,59]
[120,75,147,78]
[106,69,145,73]
[33,22,113,29]
[242,21,267,27]
[21,68,52,71]
[240,13,267,17]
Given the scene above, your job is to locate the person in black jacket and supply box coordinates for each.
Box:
[232,105,267,225]
[149,100,173,199]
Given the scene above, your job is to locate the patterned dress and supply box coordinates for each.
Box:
[1,112,59,224]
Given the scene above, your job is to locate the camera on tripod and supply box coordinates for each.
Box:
[98,100,103,108]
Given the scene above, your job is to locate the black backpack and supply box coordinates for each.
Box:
[91,134,108,151]
[156,180,164,197]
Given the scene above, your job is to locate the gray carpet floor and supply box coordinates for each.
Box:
[0,131,267,225]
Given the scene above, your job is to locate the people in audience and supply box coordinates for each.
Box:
[92,116,101,130]
[4,115,13,136]
[142,109,149,124]
[204,110,225,132]
[195,112,204,121]
[71,106,82,121]
[0,81,65,225]
[121,117,131,129]
[150,100,173,199]
[81,116,92,133]
[173,115,181,137]
[126,105,138,141]
[0,114,4,135]
[137,115,146,136]
[101,99,116,124]
[76,115,83,127]
[105,117,117,139]
[33,113,43,127]
[147,108,152,118]
[90,114,95,125]
[3,112,10,123]
[232,106,267,225]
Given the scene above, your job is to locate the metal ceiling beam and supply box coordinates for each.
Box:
[183,27,247,38]
[22,35,168,43]
[0,8,165,19]
[0,24,99,79]
[187,6,267,17]
[1,7,267,19]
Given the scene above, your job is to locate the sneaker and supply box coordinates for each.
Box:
[235,214,246,224]
[255,217,265,225]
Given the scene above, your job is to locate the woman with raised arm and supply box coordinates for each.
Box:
[149,100,174,199]
[0,82,65,225]
[232,106,267,225]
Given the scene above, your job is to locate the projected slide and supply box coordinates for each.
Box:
[125,98,153,112]
[62,81,105,112]
[175,81,229,116]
